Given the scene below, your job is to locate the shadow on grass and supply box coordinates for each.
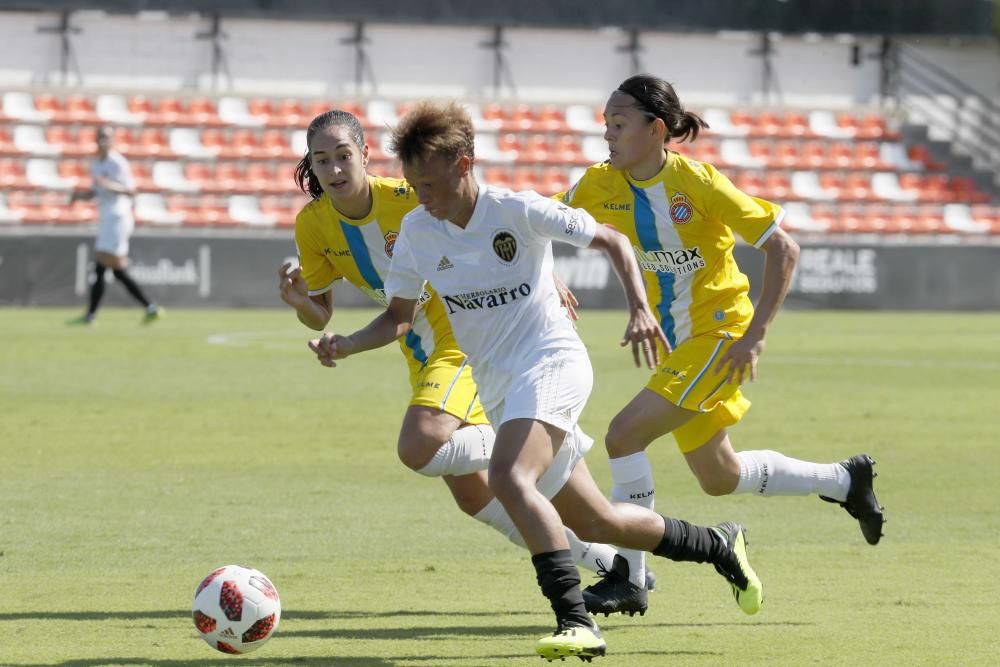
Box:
[0,609,538,622]
[15,659,396,667]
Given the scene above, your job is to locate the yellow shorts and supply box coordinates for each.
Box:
[408,348,488,426]
[645,335,751,454]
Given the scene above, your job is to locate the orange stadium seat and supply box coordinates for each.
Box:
[844,172,875,202]
[274,99,306,129]
[734,170,764,197]
[0,158,29,189]
[783,112,810,137]
[755,112,783,137]
[828,142,853,169]
[481,104,508,131]
[483,166,513,189]
[260,195,296,227]
[57,160,88,187]
[0,127,20,157]
[247,163,287,194]
[183,162,214,191]
[189,97,224,127]
[536,105,568,133]
[200,128,230,158]
[229,129,262,159]
[33,93,63,120]
[154,97,189,126]
[772,141,801,169]
[552,135,584,164]
[799,141,828,169]
[214,163,245,192]
[512,166,538,191]
[496,133,522,160]
[64,95,101,125]
[130,161,156,192]
[136,128,170,158]
[835,113,861,136]
[262,130,295,160]
[685,140,719,164]
[764,171,792,200]
[818,172,845,200]
[540,167,569,196]
[508,105,538,133]
[248,99,274,124]
[521,135,554,164]
[907,144,946,171]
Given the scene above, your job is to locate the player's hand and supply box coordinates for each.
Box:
[553,273,579,322]
[620,304,670,369]
[278,262,310,308]
[714,331,765,385]
[308,333,355,368]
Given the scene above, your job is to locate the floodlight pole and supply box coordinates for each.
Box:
[749,32,782,104]
[341,21,376,94]
[37,10,82,86]
[480,25,515,97]
[616,28,643,75]
[195,14,231,91]
[876,36,899,108]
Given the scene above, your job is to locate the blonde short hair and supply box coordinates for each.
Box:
[389,100,475,165]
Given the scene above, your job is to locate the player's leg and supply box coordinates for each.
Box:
[599,388,695,593]
[94,249,161,322]
[83,260,108,323]
[402,356,635,581]
[489,417,604,662]
[681,417,885,544]
[551,457,763,616]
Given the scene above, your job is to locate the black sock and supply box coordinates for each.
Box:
[652,516,725,564]
[112,268,151,308]
[87,263,107,315]
[531,550,591,629]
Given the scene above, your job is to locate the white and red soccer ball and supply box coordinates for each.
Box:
[192,565,281,654]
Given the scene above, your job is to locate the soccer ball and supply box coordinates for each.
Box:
[192,565,281,654]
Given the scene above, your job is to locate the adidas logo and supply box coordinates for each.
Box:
[218,627,237,639]
[437,256,454,271]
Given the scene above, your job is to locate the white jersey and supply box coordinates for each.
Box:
[385,185,598,411]
[92,150,135,224]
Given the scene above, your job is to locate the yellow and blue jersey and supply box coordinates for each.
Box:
[559,152,783,346]
[294,175,459,372]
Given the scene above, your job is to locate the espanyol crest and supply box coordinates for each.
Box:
[384,230,398,257]
[669,192,693,225]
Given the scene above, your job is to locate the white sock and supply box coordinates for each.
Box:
[416,425,496,477]
[734,449,851,500]
[472,498,616,575]
[608,452,653,588]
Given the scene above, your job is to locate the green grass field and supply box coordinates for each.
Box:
[2,307,999,666]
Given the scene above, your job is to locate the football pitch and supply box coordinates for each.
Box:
[1,307,998,666]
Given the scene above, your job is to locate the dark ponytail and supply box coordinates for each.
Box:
[294,109,366,199]
[616,74,708,144]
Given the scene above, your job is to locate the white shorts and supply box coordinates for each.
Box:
[486,348,595,499]
[95,214,134,257]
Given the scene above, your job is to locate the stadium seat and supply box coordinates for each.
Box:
[483,166,513,189]
[96,94,144,126]
[26,158,74,190]
[64,95,101,125]
[229,194,277,226]
[0,127,20,157]
[57,160,88,188]
[136,128,171,158]
[701,108,746,137]
[722,139,765,168]
[0,158,29,189]
[512,166,538,192]
[229,129,263,159]
[536,105,569,133]
[684,140,719,164]
[169,128,216,158]
[262,130,295,159]
[130,161,156,192]
[2,92,52,122]
[873,172,919,202]
[260,195,297,227]
[771,141,801,169]
[783,112,810,137]
[13,125,59,156]
[217,97,267,128]
[844,172,875,202]
[152,160,199,192]
[44,126,74,156]
[539,167,569,196]
[215,163,245,192]
[580,136,608,164]
[799,141,829,169]
[31,94,64,122]
[0,192,24,223]
[134,192,185,226]
[828,142,853,169]
[564,104,604,134]
[764,171,792,200]
[520,135,554,165]
[274,99,307,128]
[734,170,764,198]
[906,143,946,171]
[755,112,783,137]
[791,171,838,201]
[552,135,584,164]
[189,97,224,128]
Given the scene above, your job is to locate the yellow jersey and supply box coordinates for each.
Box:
[559,152,783,346]
[294,175,459,370]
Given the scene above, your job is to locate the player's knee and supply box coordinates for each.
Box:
[396,434,439,472]
[604,414,636,458]
[486,464,529,503]
[695,470,739,497]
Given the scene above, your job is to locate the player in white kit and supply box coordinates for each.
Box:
[68,126,161,325]
[307,102,763,662]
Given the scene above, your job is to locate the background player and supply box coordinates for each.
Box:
[558,75,885,613]
[68,126,162,325]
[307,101,764,661]
[280,110,654,611]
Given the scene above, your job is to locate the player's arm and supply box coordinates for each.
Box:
[308,297,417,368]
[95,176,136,196]
[714,226,799,383]
[278,261,333,330]
[588,223,669,368]
[68,186,95,203]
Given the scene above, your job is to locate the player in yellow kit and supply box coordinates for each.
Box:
[559,75,885,615]
[278,110,650,610]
